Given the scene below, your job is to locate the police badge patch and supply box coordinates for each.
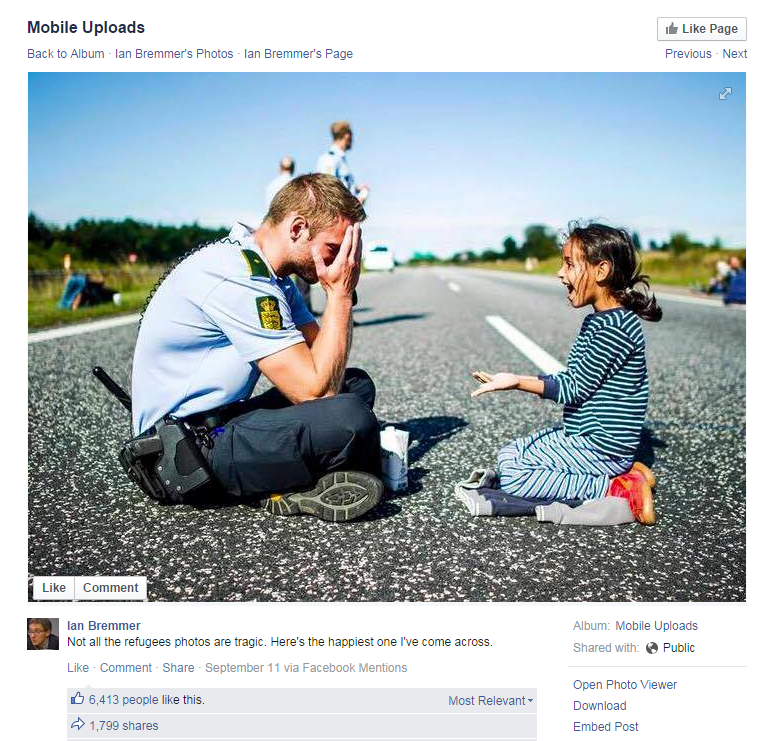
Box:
[256,296,283,330]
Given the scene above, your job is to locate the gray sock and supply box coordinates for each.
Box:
[536,498,634,526]
[455,489,494,516]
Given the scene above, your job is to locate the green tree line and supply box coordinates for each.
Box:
[407,224,736,265]
[29,213,228,270]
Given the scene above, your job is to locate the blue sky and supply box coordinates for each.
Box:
[28,72,746,259]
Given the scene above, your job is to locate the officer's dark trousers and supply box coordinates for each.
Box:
[206,368,381,498]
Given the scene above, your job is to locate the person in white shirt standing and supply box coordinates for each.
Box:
[266,156,313,311]
[265,156,295,207]
[317,121,370,204]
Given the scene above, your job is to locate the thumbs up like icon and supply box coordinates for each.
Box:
[71,692,84,705]
[666,22,678,34]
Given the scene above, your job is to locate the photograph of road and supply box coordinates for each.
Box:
[28,72,745,601]
[28,269,745,600]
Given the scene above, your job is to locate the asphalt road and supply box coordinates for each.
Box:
[28,268,746,601]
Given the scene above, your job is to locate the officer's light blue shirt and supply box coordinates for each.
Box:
[317,145,358,196]
[131,223,315,435]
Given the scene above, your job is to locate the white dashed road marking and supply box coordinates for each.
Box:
[485,314,566,374]
[448,281,462,293]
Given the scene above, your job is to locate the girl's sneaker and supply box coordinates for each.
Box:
[607,472,656,525]
[631,461,656,489]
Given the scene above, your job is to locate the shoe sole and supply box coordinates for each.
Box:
[632,462,657,489]
[262,471,383,522]
[631,481,657,526]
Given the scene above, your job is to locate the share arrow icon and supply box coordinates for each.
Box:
[719,87,732,100]
[71,718,85,730]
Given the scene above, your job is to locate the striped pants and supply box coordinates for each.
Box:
[496,427,633,501]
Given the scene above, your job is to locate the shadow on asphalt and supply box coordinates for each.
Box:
[363,416,468,522]
[382,413,468,493]
[354,313,427,327]
[382,415,469,464]
[635,425,667,467]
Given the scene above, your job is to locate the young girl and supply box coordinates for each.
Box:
[461,223,662,525]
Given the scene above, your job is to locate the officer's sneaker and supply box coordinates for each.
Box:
[261,471,383,522]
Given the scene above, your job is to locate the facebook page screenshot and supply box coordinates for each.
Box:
[14,0,752,739]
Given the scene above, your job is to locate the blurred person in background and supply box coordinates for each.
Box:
[264,156,312,311]
[59,271,121,311]
[265,156,295,207]
[724,255,746,305]
[317,121,370,205]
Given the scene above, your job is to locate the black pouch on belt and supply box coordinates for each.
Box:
[119,417,215,504]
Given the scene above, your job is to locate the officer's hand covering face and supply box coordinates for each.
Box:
[289,216,352,284]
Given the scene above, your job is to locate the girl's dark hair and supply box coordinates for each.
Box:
[566,221,662,322]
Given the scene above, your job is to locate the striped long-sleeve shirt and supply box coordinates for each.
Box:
[540,307,649,457]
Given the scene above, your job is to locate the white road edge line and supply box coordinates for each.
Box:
[28,313,140,344]
[655,292,746,310]
[448,281,462,293]
[485,315,566,375]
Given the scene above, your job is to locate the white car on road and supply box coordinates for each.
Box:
[363,243,395,272]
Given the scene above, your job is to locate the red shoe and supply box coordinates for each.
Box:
[631,461,656,489]
[607,473,656,526]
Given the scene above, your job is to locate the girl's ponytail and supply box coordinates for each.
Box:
[619,275,662,322]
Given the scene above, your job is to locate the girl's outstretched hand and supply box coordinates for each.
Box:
[471,371,520,397]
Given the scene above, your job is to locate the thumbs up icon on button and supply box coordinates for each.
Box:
[666,22,678,34]
[71,692,84,705]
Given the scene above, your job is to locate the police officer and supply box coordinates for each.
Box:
[131,174,382,521]
[264,155,295,208]
[317,121,370,204]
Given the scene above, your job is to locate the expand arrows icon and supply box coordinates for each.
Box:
[719,87,732,100]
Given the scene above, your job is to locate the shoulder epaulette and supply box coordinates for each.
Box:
[241,249,270,278]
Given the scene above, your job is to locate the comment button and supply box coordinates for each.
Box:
[74,576,148,600]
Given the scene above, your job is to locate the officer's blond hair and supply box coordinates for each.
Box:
[264,173,366,237]
[330,120,352,140]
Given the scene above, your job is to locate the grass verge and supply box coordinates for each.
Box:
[28,289,149,331]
